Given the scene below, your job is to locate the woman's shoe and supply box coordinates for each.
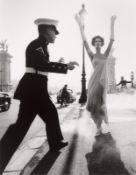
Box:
[95,128,102,136]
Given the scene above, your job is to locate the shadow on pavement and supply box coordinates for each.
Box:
[85,132,130,175]
[60,132,78,175]
[31,150,61,175]
[59,108,83,175]
[30,131,79,175]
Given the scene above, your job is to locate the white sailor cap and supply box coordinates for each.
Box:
[34,18,59,34]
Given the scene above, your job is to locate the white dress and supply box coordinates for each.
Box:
[86,54,108,121]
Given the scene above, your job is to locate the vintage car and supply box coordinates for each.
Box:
[0,92,11,112]
[56,89,76,104]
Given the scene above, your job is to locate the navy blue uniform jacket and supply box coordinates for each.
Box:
[14,36,68,101]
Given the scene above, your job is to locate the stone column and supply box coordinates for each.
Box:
[0,41,12,92]
[107,49,116,93]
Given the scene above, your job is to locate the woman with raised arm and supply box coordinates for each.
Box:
[75,14,116,135]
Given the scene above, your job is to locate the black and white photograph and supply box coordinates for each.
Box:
[0,0,136,174]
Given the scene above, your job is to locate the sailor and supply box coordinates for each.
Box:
[0,18,79,173]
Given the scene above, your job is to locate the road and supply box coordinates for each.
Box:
[1,90,136,175]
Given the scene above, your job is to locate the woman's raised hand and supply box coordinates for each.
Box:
[75,14,79,23]
[110,15,116,41]
[75,13,88,43]
[111,15,117,23]
[75,14,82,26]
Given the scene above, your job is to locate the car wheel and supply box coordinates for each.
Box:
[3,101,10,111]
[0,107,2,112]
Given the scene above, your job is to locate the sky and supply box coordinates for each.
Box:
[0,0,136,91]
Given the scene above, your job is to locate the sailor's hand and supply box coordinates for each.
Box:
[58,57,65,63]
[67,61,79,70]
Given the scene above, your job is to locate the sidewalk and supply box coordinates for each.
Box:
[3,94,136,175]
[3,103,80,175]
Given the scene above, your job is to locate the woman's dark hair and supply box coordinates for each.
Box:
[91,35,104,46]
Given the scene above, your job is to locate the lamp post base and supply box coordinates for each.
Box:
[79,92,87,104]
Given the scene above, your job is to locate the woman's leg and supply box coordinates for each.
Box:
[101,104,109,125]
[91,113,103,135]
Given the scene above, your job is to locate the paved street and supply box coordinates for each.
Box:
[1,90,136,175]
[0,96,74,147]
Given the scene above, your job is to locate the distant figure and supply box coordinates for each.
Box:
[0,18,79,173]
[60,84,70,106]
[75,14,116,136]
[116,76,132,91]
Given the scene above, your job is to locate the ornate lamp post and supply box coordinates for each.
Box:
[0,69,2,91]
[78,4,87,104]
[130,71,134,88]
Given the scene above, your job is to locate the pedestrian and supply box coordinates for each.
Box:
[0,18,79,173]
[116,76,132,91]
[75,14,116,136]
[60,84,70,106]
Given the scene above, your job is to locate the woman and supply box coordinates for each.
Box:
[75,14,116,135]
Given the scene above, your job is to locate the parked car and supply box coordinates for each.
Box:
[56,89,76,104]
[0,92,11,112]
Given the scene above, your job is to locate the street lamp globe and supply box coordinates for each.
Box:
[79,4,87,27]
